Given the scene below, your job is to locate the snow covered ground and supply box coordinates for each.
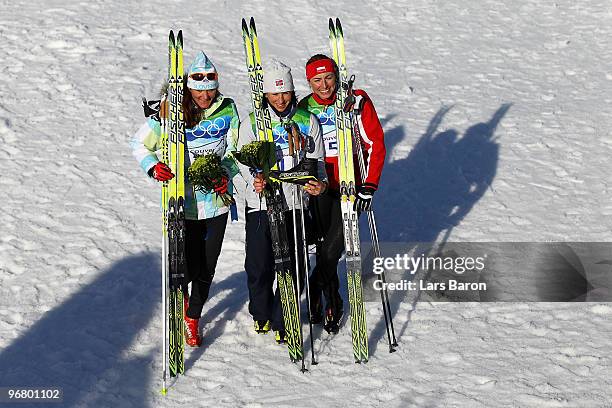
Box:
[1,0,611,406]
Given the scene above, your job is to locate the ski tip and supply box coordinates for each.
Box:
[177,30,183,44]
[336,18,343,34]
[169,30,175,43]
[328,18,334,31]
[249,17,256,33]
[241,18,248,31]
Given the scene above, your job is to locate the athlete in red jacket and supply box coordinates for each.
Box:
[298,54,386,333]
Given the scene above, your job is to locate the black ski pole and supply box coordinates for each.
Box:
[347,80,398,351]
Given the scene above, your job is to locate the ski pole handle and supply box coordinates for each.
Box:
[343,75,356,113]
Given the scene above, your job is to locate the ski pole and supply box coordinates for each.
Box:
[291,186,308,372]
[289,123,318,366]
[161,231,168,394]
[287,123,308,372]
[365,206,397,349]
[160,93,169,394]
[348,85,397,351]
[297,187,317,365]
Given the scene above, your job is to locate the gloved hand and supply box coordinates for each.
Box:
[149,162,174,182]
[353,185,376,212]
[212,175,229,195]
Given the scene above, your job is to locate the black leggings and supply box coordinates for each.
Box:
[309,192,345,305]
[184,213,228,319]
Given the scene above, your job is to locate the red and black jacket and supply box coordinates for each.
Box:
[298,89,386,192]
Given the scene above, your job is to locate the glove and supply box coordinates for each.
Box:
[149,162,174,182]
[353,185,375,212]
[212,175,229,195]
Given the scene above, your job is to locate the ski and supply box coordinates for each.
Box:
[241,17,304,364]
[329,18,368,363]
[158,35,170,394]
[165,30,186,382]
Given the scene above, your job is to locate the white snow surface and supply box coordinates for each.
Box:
[1,0,611,407]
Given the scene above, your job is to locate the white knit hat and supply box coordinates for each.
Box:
[262,60,295,93]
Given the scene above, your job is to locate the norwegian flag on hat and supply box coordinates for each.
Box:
[262,59,295,93]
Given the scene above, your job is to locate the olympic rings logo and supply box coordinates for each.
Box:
[188,116,229,140]
[317,108,335,126]
[272,126,289,144]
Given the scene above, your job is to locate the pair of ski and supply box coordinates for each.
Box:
[241,18,306,367]
[328,19,369,363]
[330,18,398,362]
[160,30,187,394]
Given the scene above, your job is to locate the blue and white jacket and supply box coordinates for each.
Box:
[131,94,240,220]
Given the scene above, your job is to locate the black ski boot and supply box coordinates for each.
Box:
[269,158,318,185]
[254,320,271,334]
[323,292,344,334]
[275,330,287,344]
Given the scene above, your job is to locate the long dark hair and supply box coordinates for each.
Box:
[182,76,219,128]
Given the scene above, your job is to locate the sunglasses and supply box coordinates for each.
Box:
[190,72,218,81]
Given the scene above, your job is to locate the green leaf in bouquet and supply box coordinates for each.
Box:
[187,153,234,206]
[235,140,277,179]
[188,153,225,189]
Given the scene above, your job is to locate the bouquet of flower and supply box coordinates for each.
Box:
[187,153,234,206]
[234,140,277,180]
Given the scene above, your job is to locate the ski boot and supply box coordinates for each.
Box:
[269,158,318,186]
[323,292,344,334]
[275,330,287,344]
[323,307,344,334]
[254,320,271,334]
[184,316,202,347]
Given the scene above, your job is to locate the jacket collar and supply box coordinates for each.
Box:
[267,102,297,123]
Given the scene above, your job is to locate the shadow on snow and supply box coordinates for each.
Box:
[184,269,248,371]
[0,253,159,408]
[361,104,511,355]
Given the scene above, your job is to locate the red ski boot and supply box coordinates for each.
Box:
[184,316,202,347]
